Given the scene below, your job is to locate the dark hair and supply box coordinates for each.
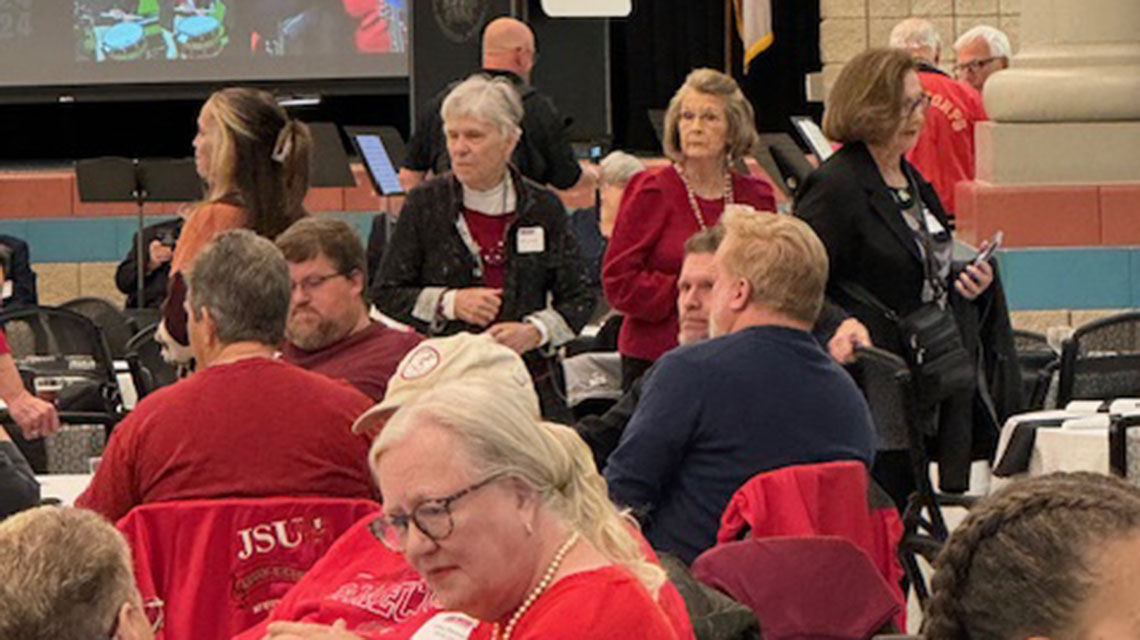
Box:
[188,229,291,346]
[823,48,918,146]
[276,217,367,280]
[201,87,312,239]
[684,225,725,256]
[926,472,1140,640]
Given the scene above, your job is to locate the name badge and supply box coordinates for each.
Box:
[410,612,481,640]
[517,226,545,254]
[924,210,946,236]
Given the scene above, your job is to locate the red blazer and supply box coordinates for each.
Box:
[907,67,987,215]
[118,497,380,640]
[602,166,775,362]
[716,461,905,630]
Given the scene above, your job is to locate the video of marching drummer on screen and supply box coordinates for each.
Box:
[75,1,406,63]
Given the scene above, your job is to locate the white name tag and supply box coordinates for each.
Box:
[1,281,11,300]
[924,210,946,236]
[517,226,545,254]
[409,612,481,640]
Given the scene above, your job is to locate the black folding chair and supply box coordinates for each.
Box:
[1058,312,1140,406]
[60,296,136,360]
[850,346,975,607]
[1012,329,1059,411]
[125,322,178,400]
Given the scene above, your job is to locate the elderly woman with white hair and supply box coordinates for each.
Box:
[369,379,687,640]
[371,73,594,420]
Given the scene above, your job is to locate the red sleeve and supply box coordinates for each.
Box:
[75,413,142,522]
[602,171,682,324]
[0,329,9,355]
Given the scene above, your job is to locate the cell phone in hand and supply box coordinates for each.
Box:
[973,230,1003,266]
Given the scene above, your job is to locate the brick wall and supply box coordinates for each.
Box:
[820,0,1021,96]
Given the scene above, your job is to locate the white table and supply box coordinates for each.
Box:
[35,474,92,506]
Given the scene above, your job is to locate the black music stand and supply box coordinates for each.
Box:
[308,122,357,188]
[75,158,202,309]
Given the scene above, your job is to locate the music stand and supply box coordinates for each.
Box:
[308,122,357,188]
[75,157,202,309]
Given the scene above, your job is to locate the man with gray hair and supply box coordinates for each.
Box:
[77,230,376,522]
[889,17,987,215]
[0,506,156,640]
[954,25,1012,92]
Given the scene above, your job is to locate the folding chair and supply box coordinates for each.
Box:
[60,296,136,360]
[1058,311,1140,406]
[125,322,179,399]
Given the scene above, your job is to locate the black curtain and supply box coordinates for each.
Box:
[610,0,821,153]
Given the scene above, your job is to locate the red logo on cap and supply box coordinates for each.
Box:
[401,346,441,380]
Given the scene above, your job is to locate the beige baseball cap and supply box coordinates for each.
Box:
[351,332,540,435]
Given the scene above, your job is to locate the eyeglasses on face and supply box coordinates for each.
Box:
[954,56,999,75]
[369,472,507,552]
[290,271,351,295]
[903,92,932,117]
[104,597,164,639]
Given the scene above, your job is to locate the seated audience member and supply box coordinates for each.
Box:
[371,379,683,639]
[889,18,987,215]
[244,335,693,640]
[0,506,158,640]
[953,25,1012,93]
[926,472,1140,640]
[76,230,375,522]
[0,234,37,307]
[116,216,184,309]
[603,68,776,391]
[605,207,876,564]
[371,74,594,420]
[568,151,645,295]
[276,217,422,401]
[0,425,38,519]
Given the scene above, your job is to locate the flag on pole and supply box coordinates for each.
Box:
[734,0,774,69]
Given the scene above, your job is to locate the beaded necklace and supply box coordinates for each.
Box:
[675,162,734,230]
[492,531,581,640]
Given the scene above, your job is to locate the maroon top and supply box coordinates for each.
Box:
[461,208,517,290]
[603,166,777,362]
[281,321,423,401]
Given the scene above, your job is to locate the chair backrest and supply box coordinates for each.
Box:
[59,296,135,359]
[117,496,381,640]
[126,322,178,398]
[692,537,900,640]
[716,459,905,627]
[1059,312,1140,405]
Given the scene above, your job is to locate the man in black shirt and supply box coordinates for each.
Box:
[398,17,591,192]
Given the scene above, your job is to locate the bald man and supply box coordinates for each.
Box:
[399,17,590,193]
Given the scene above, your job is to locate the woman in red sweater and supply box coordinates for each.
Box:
[602,68,776,389]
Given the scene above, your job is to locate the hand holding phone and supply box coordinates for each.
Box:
[973,230,1003,266]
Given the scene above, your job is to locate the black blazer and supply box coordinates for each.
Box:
[371,168,595,345]
[795,141,955,355]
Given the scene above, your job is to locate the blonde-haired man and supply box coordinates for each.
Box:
[606,206,876,564]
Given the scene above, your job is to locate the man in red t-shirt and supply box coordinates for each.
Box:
[277,218,422,402]
[890,18,988,216]
[76,230,377,523]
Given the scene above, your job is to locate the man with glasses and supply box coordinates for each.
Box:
[277,218,421,401]
[953,25,1012,93]
[0,506,162,640]
[77,231,377,522]
[234,333,540,640]
[890,17,988,216]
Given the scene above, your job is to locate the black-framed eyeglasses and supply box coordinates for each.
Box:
[369,473,506,552]
[103,597,164,639]
[903,92,932,117]
[953,56,999,75]
[290,271,351,295]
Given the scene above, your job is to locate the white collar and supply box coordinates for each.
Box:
[462,173,517,215]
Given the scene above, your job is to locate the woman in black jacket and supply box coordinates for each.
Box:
[795,48,996,503]
[372,74,594,420]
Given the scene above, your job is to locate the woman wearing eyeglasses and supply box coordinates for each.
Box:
[369,379,684,640]
[795,47,995,508]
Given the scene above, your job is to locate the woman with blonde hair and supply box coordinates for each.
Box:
[370,379,684,639]
[603,68,775,390]
[159,87,312,359]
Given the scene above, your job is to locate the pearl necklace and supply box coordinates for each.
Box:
[675,162,734,230]
[492,531,580,640]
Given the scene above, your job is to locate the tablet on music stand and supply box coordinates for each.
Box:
[345,126,406,196]
[791,116,835,162]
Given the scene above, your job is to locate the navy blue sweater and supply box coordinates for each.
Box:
[605,325,876,564]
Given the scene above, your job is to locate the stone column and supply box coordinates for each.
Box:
[976,0,1140,184]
